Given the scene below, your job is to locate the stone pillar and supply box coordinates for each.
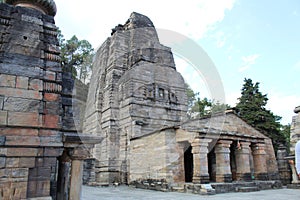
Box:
[215,140,233,182]
[252,143,268,180]
[290,106,300,153]
[69,160,84,200]
[235,141,252,181]
[56,153,71,200]
[277,145,291,184]
[191,138,211,183]
[58,134,102,200]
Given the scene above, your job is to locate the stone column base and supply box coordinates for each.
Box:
[27,197,52,200]
[255,172,269,181]
[236,173,252,181]
[216,174,232,183]
[193,175,210,184]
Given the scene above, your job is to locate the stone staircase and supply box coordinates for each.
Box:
[133,180,282,195]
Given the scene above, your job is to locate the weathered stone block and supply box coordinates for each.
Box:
[5,136,40,146]
[0,127,38,136]
[6,158,20,168]
[3,97,40,112]
[44,93,59,101]
[0,110,7,125]
[11,182,27,199]
[36,180,51,197]
[16,76,29,89]
[40,136,63,147]
[45,70,56,81]
[0,148,7,156]
[0,95,4,109]
[19,157,35,168]
[0,87,42,99]
[11,168,28,178]
[29,78,43,91]
[38,129,60,136]
[0,157,6,168]
[35,157,44,167]
[45,101,60,115]
[0,74,16,87]
[6,148,38,157]
[43,114,60,129]
[43,147,63,157]
[43,157,57,167]
[0,62,42,78]
[8,111,40,127]
[0,168,11,178]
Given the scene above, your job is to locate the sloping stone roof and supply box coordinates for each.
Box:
[180,112,268,139]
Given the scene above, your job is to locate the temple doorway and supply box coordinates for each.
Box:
[184,146,193,182]
[208,147,216,182]
[230,141,237,181]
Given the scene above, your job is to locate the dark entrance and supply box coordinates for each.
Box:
[184,146,193,182]
[208,147,216,182]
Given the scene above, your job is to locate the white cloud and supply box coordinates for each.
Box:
[226,91,240,107]
[267,92,300,125]
[55,0,236,48]
[238,54,260,72]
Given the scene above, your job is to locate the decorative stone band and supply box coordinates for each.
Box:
[44,81,62,93]
[0,17,9,25]
[44,52,61,62]
[4,0,57,16]
[43,21,58,36]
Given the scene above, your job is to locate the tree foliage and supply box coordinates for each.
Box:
[186,83,230,119]
[58,31,94,83]
[235,78,288,151]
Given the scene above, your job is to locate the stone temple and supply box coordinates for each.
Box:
[0,0,297,198]
[83,12,281,190]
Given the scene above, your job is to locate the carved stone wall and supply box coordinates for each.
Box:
[83,12,187,185]
[0,3,63,199]
[0,2,99,199]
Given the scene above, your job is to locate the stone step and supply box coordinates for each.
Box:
[171,186,185,193]
[237,186,260,192]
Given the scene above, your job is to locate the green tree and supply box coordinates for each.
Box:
[235,78,286,151]
[186,84,230,118]
[211,101,231,114]
[59,33,94,83]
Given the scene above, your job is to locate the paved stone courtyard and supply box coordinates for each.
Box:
[82,185,299,200]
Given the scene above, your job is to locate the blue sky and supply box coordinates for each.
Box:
[55,0,300,124]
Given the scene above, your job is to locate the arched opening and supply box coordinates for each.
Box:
[184,146,193,182]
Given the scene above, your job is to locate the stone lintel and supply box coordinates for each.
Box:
[62,132,103,145]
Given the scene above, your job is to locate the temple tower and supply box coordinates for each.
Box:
[0,1,100,199]
[84,12,188,185]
